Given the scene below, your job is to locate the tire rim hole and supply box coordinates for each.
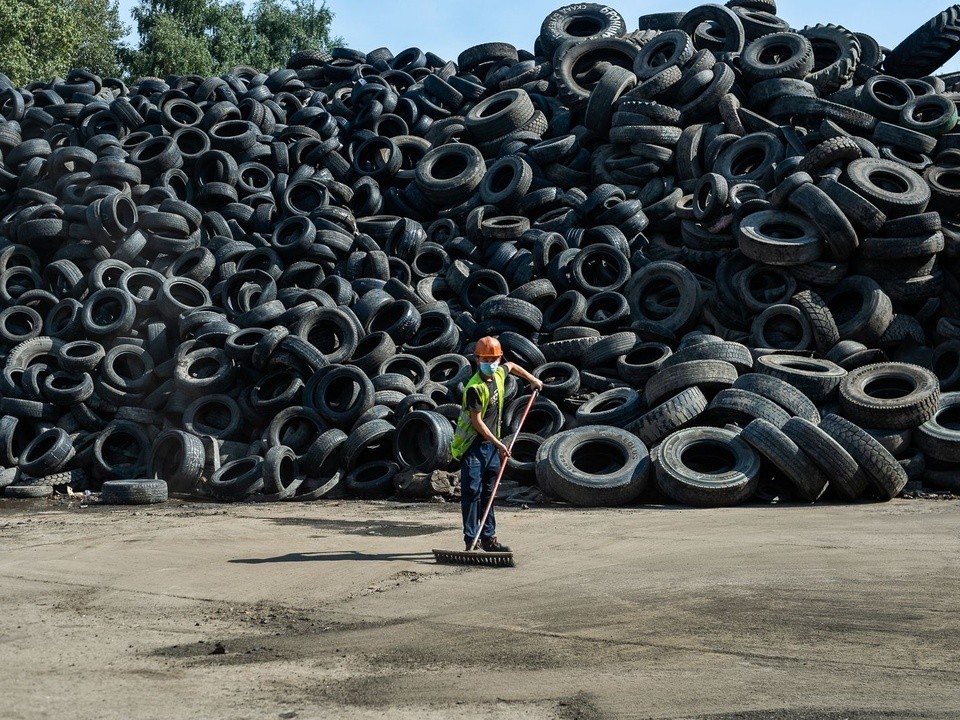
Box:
[810,39,842,71]
[731,148,767,177]
[936,405,960,431]
[681,440,736,475]
[758,44,794,66]
[862,376,915,400]
[868,169,910,194]
[570,440,625,475]
[563,17,604,37]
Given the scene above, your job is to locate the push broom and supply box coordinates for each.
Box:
[433,389,539,568]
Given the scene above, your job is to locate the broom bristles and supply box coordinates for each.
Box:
[432,549,516,567]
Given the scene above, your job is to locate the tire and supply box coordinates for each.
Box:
[306,365,375,429]
[478,296,542,333]
[42,370,94,405]
[755,354,847,403]
[787,182,859,261]
[839,362,940,430]
[0,305,42,345]
[93,421,150,480]
[173,347,235,400]
[58,340,105,374]
[741,418,829,501]
[842,158,930,219]
[704,388,792,429]
[900,95,958,136]
[629,388,706,446]
[539,4,627,55]
[415,144,486,205]
[616,343,672,386]
[6,485,54,499]
[816,177,886,234]
[661,341,754,374]
[623,260,703,335]
[502,432,543,485]
[542,290,588,331]
[101,479,168,505]
[208,457,264,500]
[182,395,243,441]
[298,429,347,500]
[260,445,304,500]
[740,32,814,82]
[349,332,397,376]
[581,331,641,369]
[883,5,960,79]
[574,387,642,428]
[81,288,137,340]
[654,426,760,507]
[499,331,547,370]
[732,372,820,423]
[644,360,739,407]
[750,304,812,352]
[714,133,783,187]
[915,392,960,462]
[799,23,861,93]
[781,417,868,500]
[393,410,453,471]
[633,30,695,80]
[790,290,840,355]
[819,413,908,500]
[150,429,205,493]
[504,394,564,438]
[464,90,535,142]
[864,427,912,457]
[542,426,650,507]
[857,75,914,123]
[286,48,331,69]
[533,361,581,402]
[826,276,893,346]
[344,460,398,499]
[679,4,745,54]
[341,418,395,472]
[295,308,360,365]
[18,428,74,477]
[737,209,823,266]
[554,39,641,110]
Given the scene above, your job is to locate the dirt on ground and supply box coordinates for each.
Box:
[1,492,959,720]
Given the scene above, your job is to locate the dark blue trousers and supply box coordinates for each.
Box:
[460,440,500,546]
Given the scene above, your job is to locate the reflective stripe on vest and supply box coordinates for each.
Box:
[449,366,506,461]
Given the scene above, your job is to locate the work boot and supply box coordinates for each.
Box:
[480,536,512,553]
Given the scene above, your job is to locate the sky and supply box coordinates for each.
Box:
[115,0,960,75]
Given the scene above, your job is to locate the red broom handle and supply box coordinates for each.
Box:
[469,389,539,551]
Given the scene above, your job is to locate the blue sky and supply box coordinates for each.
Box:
[115,0,960,74]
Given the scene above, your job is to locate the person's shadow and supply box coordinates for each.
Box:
[230,550,437,565]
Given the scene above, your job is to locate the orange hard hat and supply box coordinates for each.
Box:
[474,336,502,359]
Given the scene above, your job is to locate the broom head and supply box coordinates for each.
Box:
[432,548,516,567]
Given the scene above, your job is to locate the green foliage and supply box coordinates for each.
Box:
[128,0,339,79]
[0,0,338,85]
[246,0,339,68]
[0,0,126,85]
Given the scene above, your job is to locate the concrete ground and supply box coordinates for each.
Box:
[1,493,959,720]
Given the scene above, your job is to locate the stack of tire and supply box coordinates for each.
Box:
[1,2,960,506]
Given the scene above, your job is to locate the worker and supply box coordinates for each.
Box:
[449,335,543,552]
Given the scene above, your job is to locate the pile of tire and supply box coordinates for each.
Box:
[2,1,960,506]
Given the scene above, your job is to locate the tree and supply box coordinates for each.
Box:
[0,0,126,85]
[246,0,338,70]
[127,0,339,79]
